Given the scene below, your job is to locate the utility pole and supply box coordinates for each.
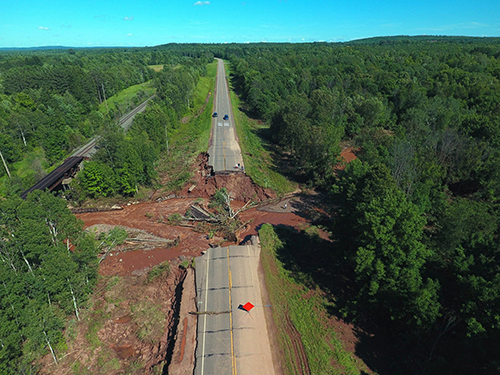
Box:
[0,149,11,179]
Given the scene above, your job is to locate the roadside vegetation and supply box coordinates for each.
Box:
[154,61,216,194]
[260,223,369,375]
[229,88,297,196]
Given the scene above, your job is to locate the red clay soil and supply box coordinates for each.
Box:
[77,198,210,276]
[171,153,275,202]
[239,208,308,238]
[77,197,308,277]
[166,268,197,375]
[38,265,187,375]
[335,147,358,171]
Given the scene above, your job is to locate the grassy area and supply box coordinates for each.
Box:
[84,303,110,350]
[148,64,164,72]
[259,224,369,375]
[226,64,297,196]
[98,81,156,115]
[0,147,52,196]
[192,61,217,113]
[131,300,166,343]
[146,261,171,284]
[158,94,213,192]
[156,61,216,193]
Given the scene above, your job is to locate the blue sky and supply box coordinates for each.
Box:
[1,0,499,47]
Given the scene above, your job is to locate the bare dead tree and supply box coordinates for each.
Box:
[0,149,11,179]
[392,140,417,198]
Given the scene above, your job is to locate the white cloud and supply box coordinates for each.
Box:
[126,33,133,36]
[194,1,210,5]
[123,16,134,21]
[37,26,50,30]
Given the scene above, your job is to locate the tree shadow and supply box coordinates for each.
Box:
[286,192,333,226]
[268,224,432,375]
[231,79,310,185]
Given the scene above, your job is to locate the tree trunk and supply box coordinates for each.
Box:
[18,125,27,146]
[69,283,80,321]
[44,331,58,365]
[102,83,109,113]
[0,149,11,179]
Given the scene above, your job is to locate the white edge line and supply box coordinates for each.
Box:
[201,251,210,375]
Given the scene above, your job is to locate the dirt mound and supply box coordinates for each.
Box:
[177,153,275,202]
[200,173,274,202]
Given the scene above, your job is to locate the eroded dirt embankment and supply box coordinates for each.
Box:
[39,260,190,375]
[170,152,275,202]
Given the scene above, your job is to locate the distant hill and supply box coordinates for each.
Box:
[0,45,73,51]
[346,35,500,45]
[0,45,131,53]
[2,36,500,53]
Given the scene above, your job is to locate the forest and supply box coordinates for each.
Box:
[0,46,213,372]
[1,37,500,373]
[217,38,500,374]
[0,47,212,198]
[0,191,99,374]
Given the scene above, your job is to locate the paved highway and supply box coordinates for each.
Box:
[208,59,243,172]
[195,244,275,375]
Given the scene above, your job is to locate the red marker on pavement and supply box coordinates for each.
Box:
[242,302,254,312]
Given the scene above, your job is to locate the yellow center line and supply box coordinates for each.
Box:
[227,247,237,375]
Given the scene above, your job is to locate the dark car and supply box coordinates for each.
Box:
[223,114,229,120]
[212,112,218,117]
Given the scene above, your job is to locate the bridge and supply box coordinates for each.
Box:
[20,156,84,199]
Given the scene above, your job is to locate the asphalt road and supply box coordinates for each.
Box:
[208,59,243,172]
[195,244,275,375]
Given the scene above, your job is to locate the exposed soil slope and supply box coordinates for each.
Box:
[39,260,187,375]
[173,152,275,202]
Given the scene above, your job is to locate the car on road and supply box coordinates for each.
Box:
[223,114,229,120]
[212,112,218,117]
